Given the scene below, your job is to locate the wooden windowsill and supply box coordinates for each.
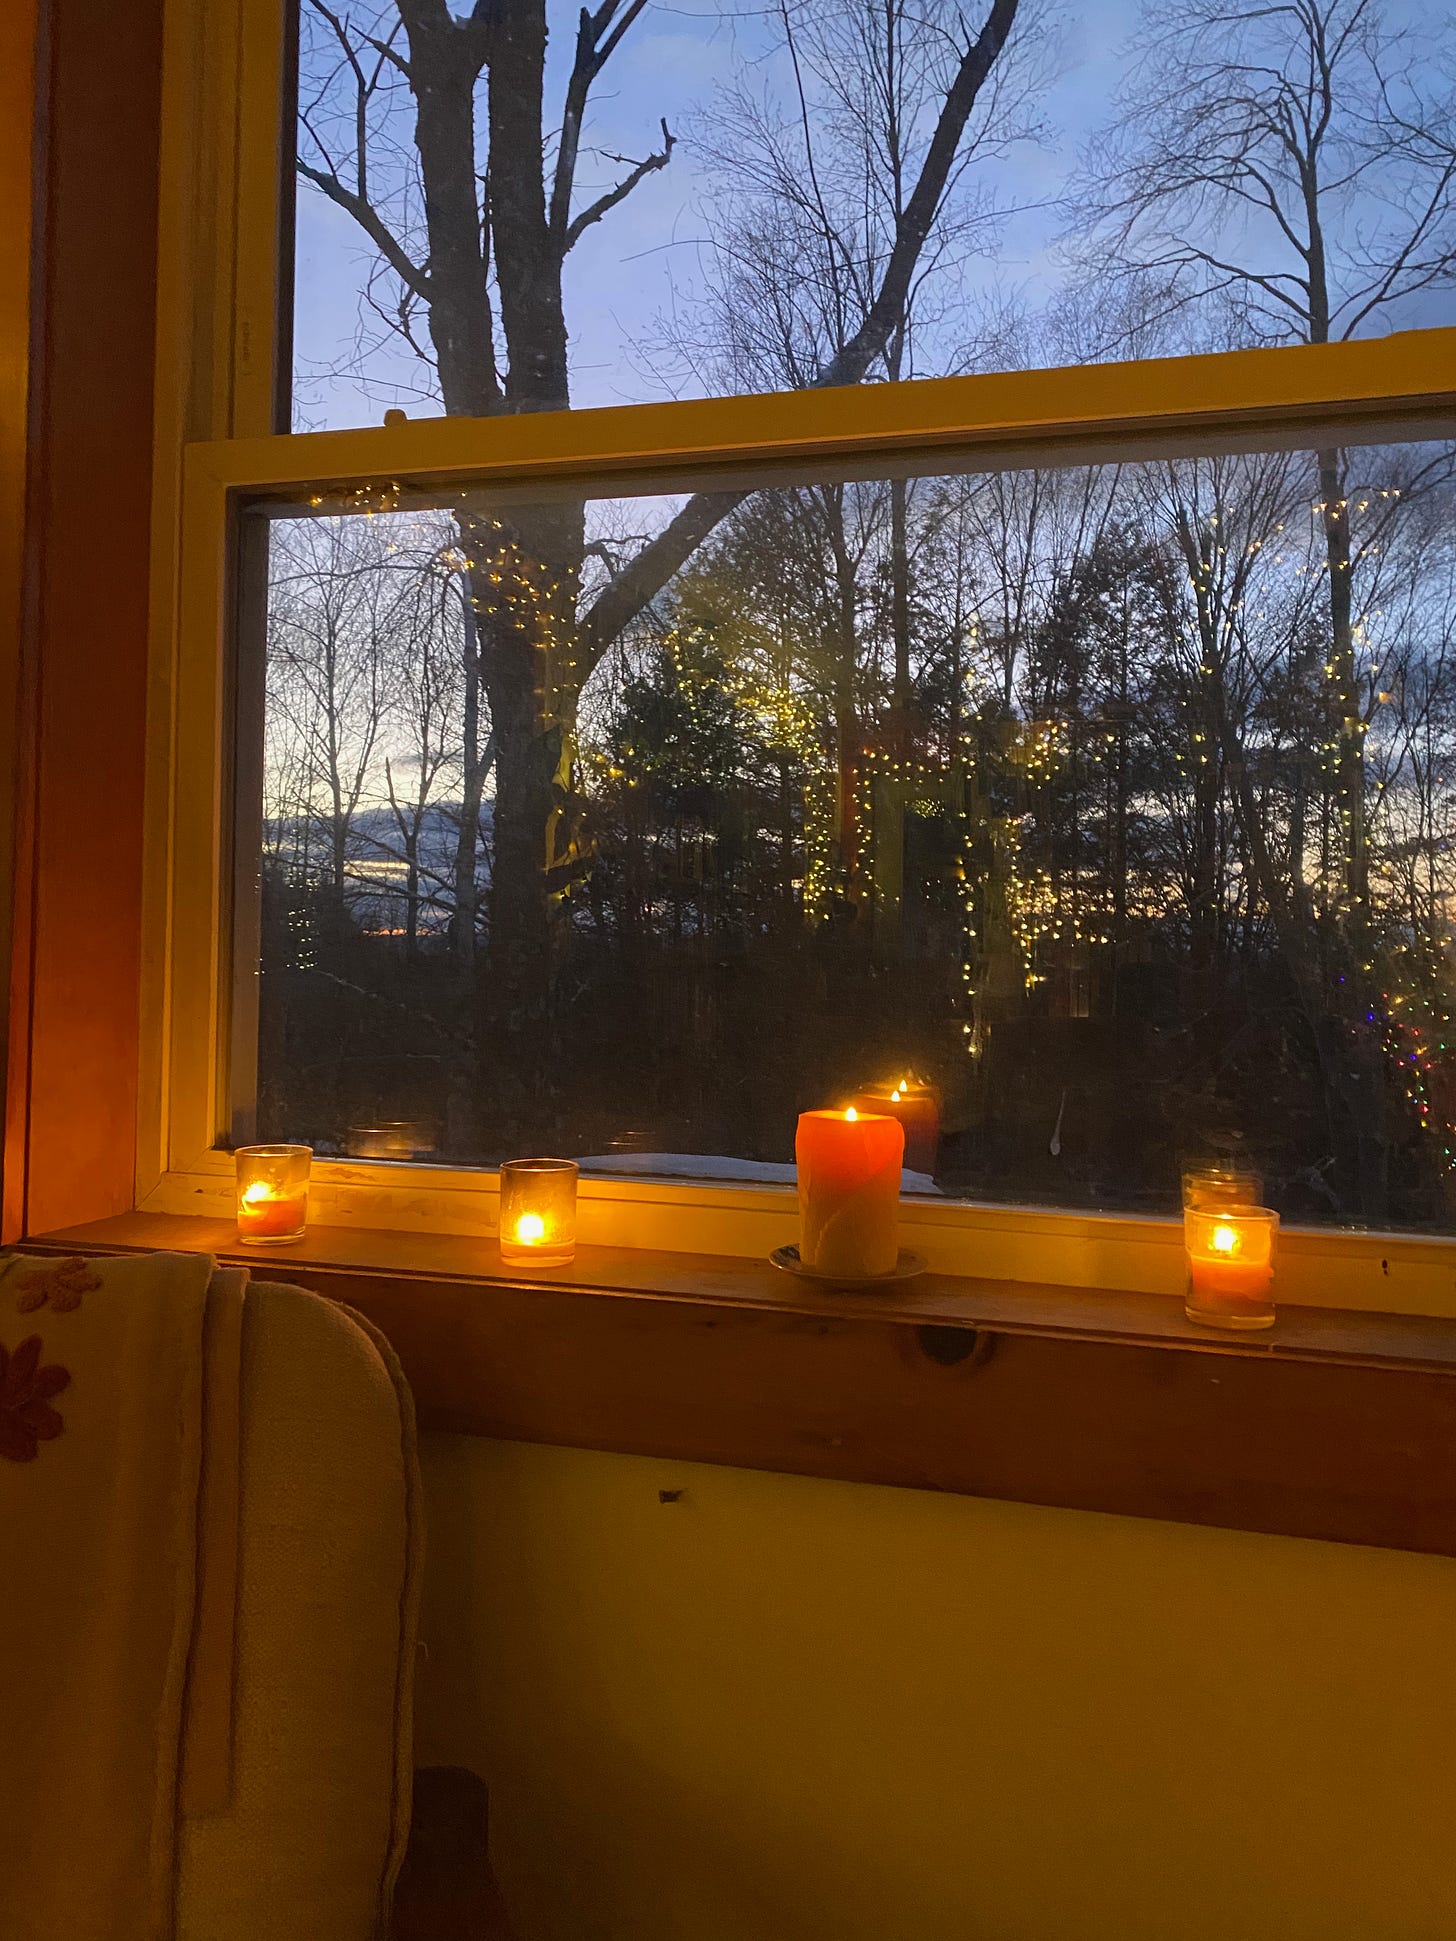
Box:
[24,1211,1456,1558]
[26,1210,1456,1363]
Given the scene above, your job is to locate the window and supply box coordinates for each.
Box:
[235,426,1456,1228]
[145,0,1456,1269]
[288,0,1454,430]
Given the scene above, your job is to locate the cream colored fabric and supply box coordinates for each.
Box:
[176,1280,424,1941]
[0,1250,241,1941]
[181,1262,249,1818]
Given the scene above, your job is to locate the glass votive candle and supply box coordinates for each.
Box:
[1182,1163,1263,1210]
[1184,1204,1278,1330]
[235,1143,311,1245]
[499,1158,578,1266]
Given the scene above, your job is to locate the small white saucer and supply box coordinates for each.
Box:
[769,1244,928,1290]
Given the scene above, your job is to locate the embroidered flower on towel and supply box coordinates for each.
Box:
[16,1255,100,1315]
[0,1335,71,1462]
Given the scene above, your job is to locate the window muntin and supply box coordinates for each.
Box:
[225,412,1456,1232]
[287,0,1456,434]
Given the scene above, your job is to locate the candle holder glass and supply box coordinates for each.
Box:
[1182,1163,1263,1210]
[499,1158,579,1266]
[235,1143,311,1245]
[1184,1204,1278,1330]
[344,1121,438,1160]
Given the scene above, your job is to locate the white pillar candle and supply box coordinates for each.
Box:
[795,1108,904,1279]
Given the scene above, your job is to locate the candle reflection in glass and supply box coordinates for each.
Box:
[235,1144,311,1245]
[851,1077,940,1175]
[1184,1204,1278,1330]
[1182,1163,1263,1211]
[345,1121,438,1160]
[499,1158,578,1266]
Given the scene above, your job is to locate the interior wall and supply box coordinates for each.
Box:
[416,1437,1455,1941]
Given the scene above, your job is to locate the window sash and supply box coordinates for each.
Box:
[187,331,1456,497]
[147,329,1456,1307]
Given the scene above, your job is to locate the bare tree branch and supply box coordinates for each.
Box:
[296,158,432,302]
[578,0,1023,670]
[565,120,676,252]
[550,0,653,251]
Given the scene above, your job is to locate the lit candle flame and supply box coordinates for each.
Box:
[242,1181,273,1206]
[1211,1224,1240,1256]
[515,1213,547,1245]
[844,1107,858,1122]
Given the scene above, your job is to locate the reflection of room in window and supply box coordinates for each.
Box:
[238,434,1456,1232]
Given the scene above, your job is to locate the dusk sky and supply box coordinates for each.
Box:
[290,0,1138,428]
[290,0,1449,431]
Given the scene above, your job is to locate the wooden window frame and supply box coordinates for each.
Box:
[11,0,1456,1325]
[11,0,1456,1560]
[0,0,39,1241]
[147,332,1456,1313]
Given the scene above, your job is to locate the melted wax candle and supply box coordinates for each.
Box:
[499,1159,578,1266]
[796,1107,904,1279]
[1184,1205,1277,1330]
[235,1143,311,1245]
[237,1183,307,1241]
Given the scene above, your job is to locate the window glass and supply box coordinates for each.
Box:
[238,432,1456,1229]
[289,0,1455,431]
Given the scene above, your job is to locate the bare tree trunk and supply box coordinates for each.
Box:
[1219,707,1388,1219]
[1177,527,1225,979]
[330,814,348,899]
[890,476,912,751]
[450,593,487,968]
[304,0,1025,1145]
[826,490,863,900]
[463,500,584,1134]
[1317,447,1367,913]
[404,824,420,954]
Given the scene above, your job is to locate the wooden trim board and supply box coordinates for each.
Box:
[7,0,165,1237]
[0,0,40,1244]
[28,1213,1456,1557]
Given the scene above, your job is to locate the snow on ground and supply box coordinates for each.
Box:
[578,1153,942,1195]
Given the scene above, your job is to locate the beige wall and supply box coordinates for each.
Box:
[416,1436,1456,1941]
